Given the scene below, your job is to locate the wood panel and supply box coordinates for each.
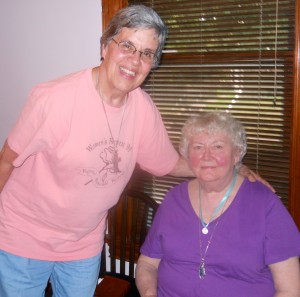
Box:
[289,0,300,229]
[102,0,128,30]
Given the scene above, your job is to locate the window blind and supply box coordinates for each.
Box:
[128,0,295,206]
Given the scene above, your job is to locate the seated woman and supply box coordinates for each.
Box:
[135,112,300,297]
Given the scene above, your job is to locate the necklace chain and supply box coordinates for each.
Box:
[199,212,221,279]
[96,70,128,172]
[198,170,237,280]
[101,95,127,149]
[96,69,128,150]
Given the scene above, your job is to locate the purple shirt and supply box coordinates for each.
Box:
[141,179,300,297]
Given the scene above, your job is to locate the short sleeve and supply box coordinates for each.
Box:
[264,193,300,265]
[140,201,165,259]
[8,85,72,167]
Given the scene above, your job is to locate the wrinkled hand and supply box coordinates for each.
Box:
[238,164,275,192]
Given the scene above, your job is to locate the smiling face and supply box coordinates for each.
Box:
[188,130,240,187]
[101,27,159,96]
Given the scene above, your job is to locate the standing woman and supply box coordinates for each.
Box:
[0,5,191,297]
[136,112,300,297]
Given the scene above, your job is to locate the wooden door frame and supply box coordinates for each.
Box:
[102,0,128,31]
[289,0,300,228]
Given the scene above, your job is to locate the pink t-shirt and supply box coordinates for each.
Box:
[0,68,178,261]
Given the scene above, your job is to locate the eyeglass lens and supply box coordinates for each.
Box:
[112,39,156,63]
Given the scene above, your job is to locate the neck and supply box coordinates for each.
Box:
[198,171,238,204]
[199,172,236,196]
[94,66,127,108]
[198,170,238,226]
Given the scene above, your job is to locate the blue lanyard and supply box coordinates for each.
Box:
[199,169,237,229]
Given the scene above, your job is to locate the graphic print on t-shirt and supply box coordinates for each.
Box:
[76,138,132,188]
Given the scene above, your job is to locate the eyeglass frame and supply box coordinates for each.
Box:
[111,38,158,64]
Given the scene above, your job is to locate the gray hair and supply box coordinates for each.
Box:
[100,5,167,68]
[179,112,247,164]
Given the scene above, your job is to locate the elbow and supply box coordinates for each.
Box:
[135,255,159,297]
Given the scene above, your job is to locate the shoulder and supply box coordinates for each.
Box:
[130,87,152,101]
[240,179,287,212]
[30,68,90,100]
[160,181,189,208]
[27,68,91,112]
[154,181,189,219]
[127,87,166,135]
[241,179,277,199]
[129,87,158,111]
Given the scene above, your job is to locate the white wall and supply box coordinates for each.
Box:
[0,0,102,146]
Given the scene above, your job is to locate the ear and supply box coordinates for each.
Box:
[101,44,108,59]
[233,149,242,166]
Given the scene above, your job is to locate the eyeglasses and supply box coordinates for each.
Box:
[111,38,157,64]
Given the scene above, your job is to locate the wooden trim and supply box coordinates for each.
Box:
[289,0,300,229]
[101,0,128,31]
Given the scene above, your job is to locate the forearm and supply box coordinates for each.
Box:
[168,156,194,177]
[273,284,300,297]
[136,257,159,297]
[273,292,300,297]
[270,257,300,297]
[0,141,18,193]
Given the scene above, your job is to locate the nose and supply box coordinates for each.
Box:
[129,50,143,64]
[202,148,212,160]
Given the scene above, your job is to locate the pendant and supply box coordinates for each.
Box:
[112,148,121,173]
[202,227,208,234]
[199,262,206,279]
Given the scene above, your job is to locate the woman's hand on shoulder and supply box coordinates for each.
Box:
[238,164,275,192]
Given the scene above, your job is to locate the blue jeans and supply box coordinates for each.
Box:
[0,249,101,297]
